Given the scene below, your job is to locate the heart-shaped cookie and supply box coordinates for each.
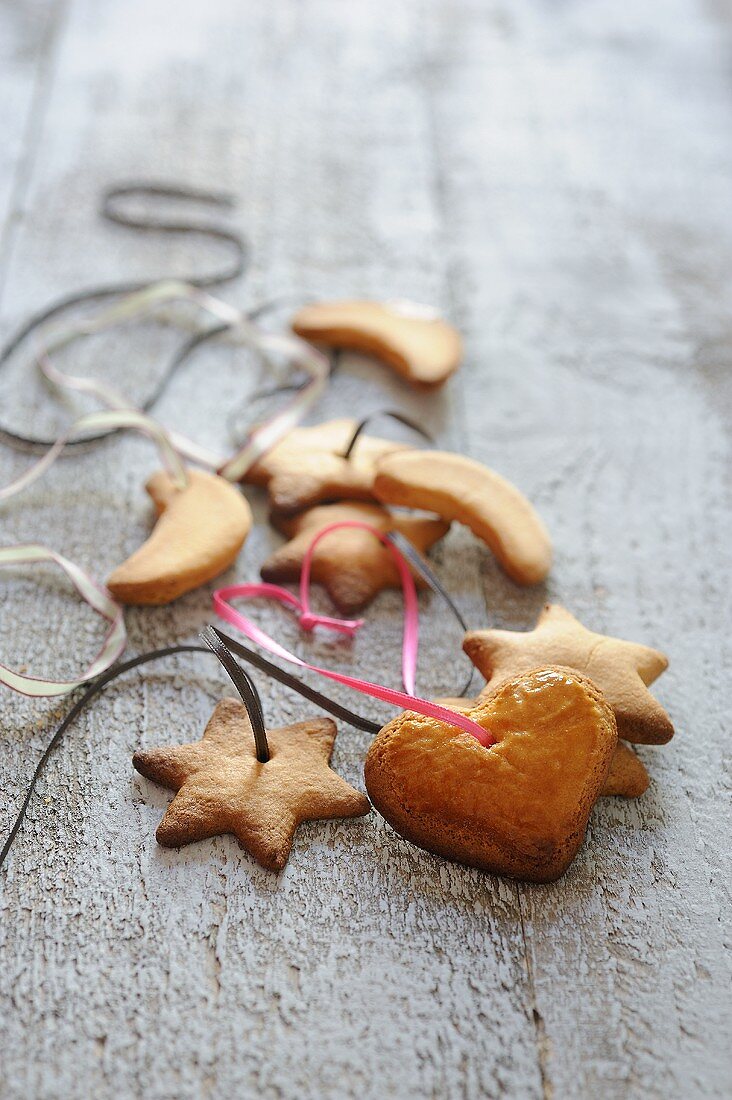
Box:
[364,666,617,882]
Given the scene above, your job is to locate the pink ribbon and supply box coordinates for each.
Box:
[213,521,493,746]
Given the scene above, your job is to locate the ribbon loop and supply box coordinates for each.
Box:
[0,545,126,697]
[213,520,493,746]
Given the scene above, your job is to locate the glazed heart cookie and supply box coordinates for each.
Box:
[365,666,617,882]
[434,697,649,799]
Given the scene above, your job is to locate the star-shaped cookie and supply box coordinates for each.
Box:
[463,603,673,744]
[243,418,412,515]
[133,697,370,870]
[260,501,450,614]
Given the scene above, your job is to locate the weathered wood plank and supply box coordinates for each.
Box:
[425,0,732,1095]
[0,0,730,1097]
[0,0,66,281]
[0,2,538,1098]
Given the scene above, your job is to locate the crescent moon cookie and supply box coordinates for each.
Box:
[260,501,450,614]
[434,698,649,799]
[464,603,673,744]
[243,418,412,516]
[365,667,618,882]
[133,698,370,871]
[107,469,252,605]
[291,300,462,387]
[373,450,552,586]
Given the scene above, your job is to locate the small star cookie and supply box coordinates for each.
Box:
[133,697,370,870]
[260,501,450,614]
[601,740,650,798]
[464,604,673,744]
[243,418,412,516]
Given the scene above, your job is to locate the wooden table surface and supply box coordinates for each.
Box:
[1,1,730,1097]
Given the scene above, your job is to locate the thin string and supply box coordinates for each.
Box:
[0,182,248,452]
[226,348,342,449]
[144,293,316,446]
[101,181,247,288]
[0,622,482,872]
[200,626,270,762]
[0,278,331,496]
[0,545,127,696]
[387,530,474,697]
[341,410,434,460]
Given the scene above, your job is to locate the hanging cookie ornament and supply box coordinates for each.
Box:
[291,299,462,387]
[243,412,430,516]
[373,449,553,586]
[134,628,369,870]
[213,519,490,742]
[107,468,252,605]
[433,695,650,799]
[261,501,450,614]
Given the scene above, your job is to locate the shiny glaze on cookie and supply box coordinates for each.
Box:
[365,667,617,882]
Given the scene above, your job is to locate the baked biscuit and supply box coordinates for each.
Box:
[374,450,551,585]
[244,418,411,516]
[107,469,251,605]
[366,667,617,882]
[292,300,461,387]
[464,604,673,744]
[601,741,650,798]
[134,697,370,871]
[261,501,450,614]
[434,697,650,798]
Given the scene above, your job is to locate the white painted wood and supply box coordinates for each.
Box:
[0,1,730,1097]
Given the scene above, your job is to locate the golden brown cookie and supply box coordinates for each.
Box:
[107,469,251,605]
[434,696,650,798]
[260,501,450,614]
[243,418,411,516]
[366,667,617,882]
[601,741,650,798]
[133,697,370,871]
[292,300,461,387]
[373,450,552,585]
[464,604,673,744]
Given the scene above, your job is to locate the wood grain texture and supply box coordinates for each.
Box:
[0,1,730,1097]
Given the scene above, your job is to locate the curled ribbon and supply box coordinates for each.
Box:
[0,545,126,697]
[213,521,493,746]
[0,280,330,505]
[0,407,188,503]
